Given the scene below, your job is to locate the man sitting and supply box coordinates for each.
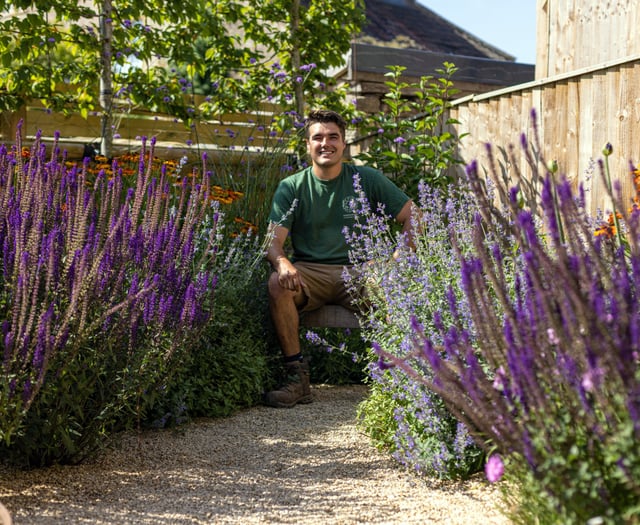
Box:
[264,109,418,407]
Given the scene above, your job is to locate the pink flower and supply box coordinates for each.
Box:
[485,454,504,483]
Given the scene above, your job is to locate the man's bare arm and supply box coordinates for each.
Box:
[266,223,304,291]
[395,200,421,254]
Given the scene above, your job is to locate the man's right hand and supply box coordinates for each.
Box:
[275,257,304,292]
[266,223,305,291]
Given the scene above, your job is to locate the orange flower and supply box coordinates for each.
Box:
[233,216,258,233]
[211,196,233,204]
[594,212,619,239]
[208,185,244,204]
[594,224,615,238]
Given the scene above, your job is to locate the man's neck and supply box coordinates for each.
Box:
[312,162,343,181]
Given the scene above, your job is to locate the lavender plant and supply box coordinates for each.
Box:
[344,175,483,478]
[0,129,218,465]
[373,142,640,521]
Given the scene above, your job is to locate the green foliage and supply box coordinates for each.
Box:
[356,63,465,198]
[302,328,368,385]
[0,1,220,113]
[4,333,177,466]
[501,412,640,524]
[496,341,640,524]
[0,0,364,155]
[145,233,273,426]
[356,381,398,449]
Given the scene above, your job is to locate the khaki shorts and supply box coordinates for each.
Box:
[293,261,361,313]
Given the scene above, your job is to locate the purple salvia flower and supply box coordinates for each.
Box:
[158,295,174,325]
[179,283,197,324]
[8,378,17,399]
[509,186,520,205]
[22,378,32,405]
[376,356,395,370]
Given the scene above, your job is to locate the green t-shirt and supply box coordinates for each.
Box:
[268,164,410,265]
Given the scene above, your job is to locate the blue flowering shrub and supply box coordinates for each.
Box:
[345,177,484,478]
[372,115,640,522]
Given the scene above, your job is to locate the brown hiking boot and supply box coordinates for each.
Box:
[264,360,312,408]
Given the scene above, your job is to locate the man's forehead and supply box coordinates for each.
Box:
[308,122,342,135]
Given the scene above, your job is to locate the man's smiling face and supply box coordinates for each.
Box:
[306,121,346,169]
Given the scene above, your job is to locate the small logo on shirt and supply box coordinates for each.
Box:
[342,197,356,216]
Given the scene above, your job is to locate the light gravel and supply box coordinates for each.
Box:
[0,384,508,524]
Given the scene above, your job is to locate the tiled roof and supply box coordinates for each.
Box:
[359,0,515,62]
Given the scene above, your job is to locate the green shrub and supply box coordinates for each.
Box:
[355,63,464,198]
[144,232,273,425]
[303,328,368,385]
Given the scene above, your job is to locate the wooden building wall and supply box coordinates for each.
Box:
[450,55,640,217]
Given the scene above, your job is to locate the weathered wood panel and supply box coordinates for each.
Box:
[537,0,640,78]
[301,305,360,329]
[450,56,640,217]
[0,100,286,160]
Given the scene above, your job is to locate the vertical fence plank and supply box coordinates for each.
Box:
[451,58,640,217]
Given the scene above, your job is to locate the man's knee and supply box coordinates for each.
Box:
[268,272,301,302]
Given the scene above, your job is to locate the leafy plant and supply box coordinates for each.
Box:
[355,63,464,198]
[145,231,272,425]
[303,328,368,385]
[0,0,364,156]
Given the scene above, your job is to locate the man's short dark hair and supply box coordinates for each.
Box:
[304,110,347,140]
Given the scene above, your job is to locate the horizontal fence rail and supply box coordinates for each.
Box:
[0,98,290,161]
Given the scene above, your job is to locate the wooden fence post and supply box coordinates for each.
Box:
[0,107,26,146]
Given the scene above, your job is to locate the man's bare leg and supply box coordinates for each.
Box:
[268,271,305,357]
[265,272,312,407]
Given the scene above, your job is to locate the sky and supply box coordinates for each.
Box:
[416,0,538,64]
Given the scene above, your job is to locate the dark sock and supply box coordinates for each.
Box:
[284,353,303,363]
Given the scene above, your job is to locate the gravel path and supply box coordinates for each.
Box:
[0,384,508,524]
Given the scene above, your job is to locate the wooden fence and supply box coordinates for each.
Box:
[450,54,640,216]
[0,98,288,161]
[535,0,640,80]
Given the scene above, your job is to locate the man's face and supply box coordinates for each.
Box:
[306,121,346,168]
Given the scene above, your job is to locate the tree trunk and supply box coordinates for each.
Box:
[99,0,113,158]
[290,0,304,119]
